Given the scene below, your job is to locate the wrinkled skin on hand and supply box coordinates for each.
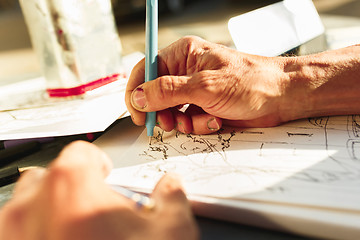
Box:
[126,36,360,134]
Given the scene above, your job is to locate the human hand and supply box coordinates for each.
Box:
[0,141,199,240]
[126,37,360,134]
[126,36,292,135]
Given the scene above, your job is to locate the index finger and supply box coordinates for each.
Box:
[125,45,180,123]
[125,36,200,122]
[50,141,113,181]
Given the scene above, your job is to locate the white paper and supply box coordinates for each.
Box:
[105,115,360,212]
[326,26,360,50]
[0,78,128,140]
[0,52,143,140]
[228,0,324,56]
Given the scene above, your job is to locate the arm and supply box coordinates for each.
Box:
[125,36,360,134]
[282,44,360,120]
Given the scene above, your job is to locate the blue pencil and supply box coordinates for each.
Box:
[145,0,158,137]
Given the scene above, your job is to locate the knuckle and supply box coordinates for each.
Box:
[45,165,75,192]
[56,141,89,162]
[167,185,185,198]
[180,36,203,54]
[194,71,216,91]
[157,76,176,102]
[163,182,186,199]
[55,140,91,166]
[181,36,199,46]
[63,140,89,151]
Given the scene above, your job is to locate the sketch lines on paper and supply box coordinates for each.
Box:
[141,130,236,161]
[131,115,360,192]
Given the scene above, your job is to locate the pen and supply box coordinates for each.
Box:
[109,184,156,211]
[145,0,158,137]
[0,141,41,168]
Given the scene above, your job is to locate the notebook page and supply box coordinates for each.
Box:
[106,115,360,212]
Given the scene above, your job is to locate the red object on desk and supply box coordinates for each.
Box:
[46,73,126,98]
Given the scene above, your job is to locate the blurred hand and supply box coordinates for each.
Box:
[0,141,199,240]
[125,36,291,135]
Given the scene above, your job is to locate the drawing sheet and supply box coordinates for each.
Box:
[106,115,360,213]
[0,77,129,140]
[0,52,143,140]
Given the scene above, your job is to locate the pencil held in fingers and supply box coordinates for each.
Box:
[144,0,158,137]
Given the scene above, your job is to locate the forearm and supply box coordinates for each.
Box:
[281,44,360,120]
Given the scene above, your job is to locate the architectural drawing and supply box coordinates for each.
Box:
[107,115,360,212]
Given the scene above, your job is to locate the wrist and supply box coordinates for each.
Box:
[280,46,360,121]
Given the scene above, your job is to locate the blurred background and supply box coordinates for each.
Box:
[0,0,359,83]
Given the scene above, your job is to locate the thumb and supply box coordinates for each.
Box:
[130,75,194,112]
[151,174,191,215]
[151,174,199,239]
[50,141,113,181]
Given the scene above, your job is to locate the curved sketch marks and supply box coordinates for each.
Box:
[347,115,360,160]
[109,115,360,211]
[142,129,236,162]
[136,117,360,187]
[323,115,360,162]
[308,117,328,128]
[351,115,360,138]
[307,115,360,180]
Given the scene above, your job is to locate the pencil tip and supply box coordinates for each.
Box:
[147,127,154,137]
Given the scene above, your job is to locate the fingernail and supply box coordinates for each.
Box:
[207,118,220,131]
[132,88,147,109]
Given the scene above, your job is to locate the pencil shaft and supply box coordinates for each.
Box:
[145,0,158,136]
